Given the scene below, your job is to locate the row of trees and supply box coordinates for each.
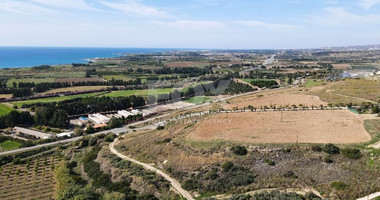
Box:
[58,95,146,116]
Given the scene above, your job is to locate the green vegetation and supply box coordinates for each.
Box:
[231,145,248,156]
[0,140,22,151]
[104,90,141,97]
[105,88,174,98]
[341,148,362,159]
[322,143,340,154]
[250,79,279,88]
[102,75,132,81]
[0,103,13,116]
[331,181,348,190]
[6,78,55,88]
[12,92,106,107]
[303,79,326,87]
[184,96,212,104]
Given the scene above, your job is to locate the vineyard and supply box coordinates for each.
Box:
[0,155,61,200]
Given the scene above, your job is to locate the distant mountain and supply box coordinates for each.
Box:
[320,44,380,51]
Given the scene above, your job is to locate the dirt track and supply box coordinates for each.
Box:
[188,110,371,144]
[109,139,195,200]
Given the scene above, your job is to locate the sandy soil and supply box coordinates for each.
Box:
[187,110,371,144]
[224,92,327,110]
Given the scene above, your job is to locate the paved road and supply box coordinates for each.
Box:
[110,139,195,200]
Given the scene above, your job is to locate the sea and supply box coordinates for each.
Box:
[0,47,177,69]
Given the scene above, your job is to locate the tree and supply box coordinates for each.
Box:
[104,192,125,200]
[322,143,340,154]
[231,146,248,156]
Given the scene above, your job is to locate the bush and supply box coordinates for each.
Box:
[330,181,348,190]
[222,161,234,171]
[105,134,116,142]
[311,145,322,152]
[231,145,248,156]
[341,148,362,159]
[181,178,200,191]
[283,171,297,178]
[323,156,333,163]
[265,159,275,166]
[322,143,340,154]
[156,125,165,130]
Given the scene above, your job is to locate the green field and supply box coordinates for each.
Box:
[0,140,22,151]
[184,96,212,104]
[104,90,142,97]
[103,75,132,81]
[241,78,256,84]
[6,78,55,87]
[33,71,86,78]
[0,103,13,116]
[105,88,175,97]
[303,79,327,87]
[12,92,106,107]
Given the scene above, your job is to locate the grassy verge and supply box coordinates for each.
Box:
[184,96,212,104]
[0,103,13,116]
[0,140,22,151]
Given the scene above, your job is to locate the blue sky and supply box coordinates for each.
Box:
[1,0,380,49]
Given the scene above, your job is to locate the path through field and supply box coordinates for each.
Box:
[109,139,195,200]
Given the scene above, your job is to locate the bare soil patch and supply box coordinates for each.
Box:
[224,92,327,110]
[187,110,371,144]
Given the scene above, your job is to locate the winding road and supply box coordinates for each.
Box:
[110,139,195,200]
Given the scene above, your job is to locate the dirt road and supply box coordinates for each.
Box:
[109,139,195,200]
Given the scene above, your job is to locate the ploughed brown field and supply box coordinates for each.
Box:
[187,110,371,144]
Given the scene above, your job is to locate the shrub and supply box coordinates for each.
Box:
[156,125,165,130]
[324,156,333,163]
[222,161,234,171]
[330,181,348,190]
[265,159,276,166]
[341,148,362,159]
[311,145,322,152]
[181,178,200,191]
[322,143,340,154]
[283,171,297,178]
[231,145,248,156]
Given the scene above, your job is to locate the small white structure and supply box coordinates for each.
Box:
[57,131,73,138]
[13,127,54,140]
[130,109,141,115]
[118,110,133,118]
[88,113,110,124]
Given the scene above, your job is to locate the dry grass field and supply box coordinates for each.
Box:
[311,79,380,104]
[187,110,371,144]
[223,89,327,110]
[54,77,105,83]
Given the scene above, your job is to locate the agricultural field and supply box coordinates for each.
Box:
[6,78,55,88]
[0,103,13,116]
[187,110,371,144]
[33,71,86,78]
[223,89,327,110]
[104,90,142,97]
[12,92,106,107]
[54,77,105,83]
[0,140,22,152]
[311,79,380,104]
[105,88,175,98]
[42,86,110,94]
[102,75,132,81]
[302,79,327,87]
[0,155,60,200]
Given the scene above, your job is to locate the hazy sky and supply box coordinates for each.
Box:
[1,0,380,49]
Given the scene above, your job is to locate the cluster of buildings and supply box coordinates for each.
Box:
[78,109,153,127]
[13,127,73,140]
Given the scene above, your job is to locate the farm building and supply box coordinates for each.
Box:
[57,131,74,138]
[118,110,133,118]
[13,127,54,139]
[88,113,110,124]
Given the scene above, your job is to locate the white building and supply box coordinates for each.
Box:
[88,113,110,124]
[13,127,54,140]
[118,110,133,118]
